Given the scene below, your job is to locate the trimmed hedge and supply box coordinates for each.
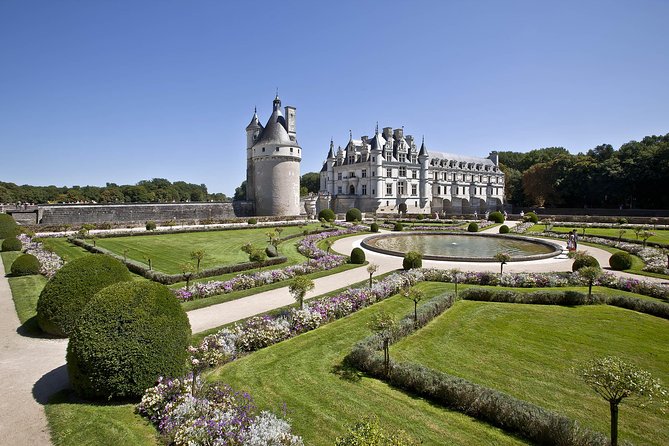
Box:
[1,237,23,252]
[467,222,478,232]
[523,212,539,224]
[0,213,19,239]
[10,254,40,276]
[265,244,279,258]
[393,222,404,232]
[609,252,633,271]
[36,255,132,337]
[403,251,422,270]
[572,255,599,272]
[67,281,191,401]
[350,247,366,264]
[145,221,157,231]
[318,209,336,222]
[247,218,258,225]
[345,208,362,222]
[499,225,510,234]
[370,222,379,233]
[488,211,505,223]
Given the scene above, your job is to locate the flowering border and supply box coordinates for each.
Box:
[17,234,64,278]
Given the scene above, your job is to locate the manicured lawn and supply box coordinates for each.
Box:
[46,390,158,446]
[1,250,21,271]
[392,300,669,446]
[95,224,319,274]
[1,251,47,334]
[207,282,526,445]
[40,237,91,262]
[528,224,669,245]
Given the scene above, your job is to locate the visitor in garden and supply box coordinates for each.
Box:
[520,210,524,218]
[572,229,579,250]
[567,233,574,251]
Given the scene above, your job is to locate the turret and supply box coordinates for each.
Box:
[418,137,430,206]
[246,108,262,149]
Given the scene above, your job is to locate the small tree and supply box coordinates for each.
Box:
[369,312,396,376]
[323,239,334,254]
[179,262,195,290]
[640,230,654,247]
[190,249,206,274]
[265,230,277,245]
[366,263,378,288]
[576,356,667,446]
[634,226,642,240]
[542,217,554,232]
[275,227,284,239]
[248,247,267,271]
[649,216,658,230]
[449,268,462,297]
[335,416,419,446]
[122,248,129,262]
[289,276,315,309]
[494,252,511,274]
[578,266,601,297]
[617,228,626,241]
[402,286,424,325]
[143,255,152,271]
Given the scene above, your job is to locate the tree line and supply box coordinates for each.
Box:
[0,178,230,204]
[500,133,669,209]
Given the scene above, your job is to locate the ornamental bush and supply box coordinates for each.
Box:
[488,211,505,223]
[247,218,258,225]
[370,222,379,233]
[403,251,422,270]
[145,220,156,231]
[524,211,539,223]
[350,247,366,264]
[393,222,404,231]
[609,252,633,271]
[346,208,362,222]
[2,237,22,252]
[67,281,191,401]
[572,254,600,272]
[499,225,510,234]
[10,254,40,276]
[37,255,132,337]
[318,208,335,222]
[467,222,478,232]
[0,213,19,239]
[265,244,278,257]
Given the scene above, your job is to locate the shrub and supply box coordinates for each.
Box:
[393,222,403,231]
[417,214,425,220]
[1,237,22,252]
[488,211,505,223]
[609,252,633,271]
[0,213,19,239]
[37,255,132,336]
[403,251,422,270]
[572,254,600,272]
[499,225,510,234]
[145,221,156,231]
[350,247,366,264]
[346,208,362,222]
[247,218,258,225]
[370,222,379,233]
[467,222,478,232]
[10,254,40,276]
[523,211,539,223]
[318,208,335,222]
[67,281,191,401]
[265,244,278,258]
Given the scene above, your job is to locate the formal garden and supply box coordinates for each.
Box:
[1,209,668,445]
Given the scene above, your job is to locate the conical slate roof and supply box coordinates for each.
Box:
[254,99,294,146]
[246,108,262,130]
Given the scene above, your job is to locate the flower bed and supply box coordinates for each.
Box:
[379,219,496,232]
[18,234,64,278]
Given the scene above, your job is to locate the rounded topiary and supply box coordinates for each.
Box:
[145,221,156,231]
[393,222,403,231]
[345,208,362,222]
[2,237,23,252]
[265,244,278,258]
[37,255,132,337]
[488,211,505,223]
[318,209,336,222]
[609,252,633,271]
[247,218,258,225]
[417,214,425,220]
[350,247,366,264]
[403,251,422,270]
[467,222,479,232]
[572,255,600,272]
[499,225,510,234]
[67,281,191,401]
[0,213,19,239]
[370,222,379,233]
[10,254,40,276]
[524,212,539,223]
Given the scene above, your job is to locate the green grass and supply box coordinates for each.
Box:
[40,237,91,262]
[207,282,526,445]
[528,224,669,245]
[1,249,21,271]
[95,224,319,274]
[2,251,47,334]
[45,390,158,446]
[392,300,669,446]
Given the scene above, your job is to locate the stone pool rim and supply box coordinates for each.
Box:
[360,232,564,262]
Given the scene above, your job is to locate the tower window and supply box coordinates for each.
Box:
[412,170,417,179]
[290,147,293,153]
[276,147,280,151]
[362,184,367,195]
[262,147,266,152]
[361,169,367,178]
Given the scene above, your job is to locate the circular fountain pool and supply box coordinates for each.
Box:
[361,232,562,262]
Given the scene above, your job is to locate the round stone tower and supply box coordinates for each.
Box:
[246,95,302,216]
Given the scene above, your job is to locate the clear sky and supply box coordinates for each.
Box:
[1,0,667,195]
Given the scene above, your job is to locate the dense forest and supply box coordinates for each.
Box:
[0,178,229,204]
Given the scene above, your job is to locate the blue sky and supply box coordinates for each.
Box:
[1,0,667,195]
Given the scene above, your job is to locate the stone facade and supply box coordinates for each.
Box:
[246,95,302,216]
[319,126,504,215]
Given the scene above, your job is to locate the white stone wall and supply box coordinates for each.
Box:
[253,157,300,216]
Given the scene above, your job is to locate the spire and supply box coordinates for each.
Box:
[349,129,352,141]
[273,90,281,111]
[246,107,261,130]
[327,138,334,159]
[375,122,379,134]
[419,135,428,157]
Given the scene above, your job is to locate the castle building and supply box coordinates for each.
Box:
[246,95,302,216]
[319,126,504,215]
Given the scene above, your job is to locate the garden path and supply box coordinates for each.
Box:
[0,261,68,446]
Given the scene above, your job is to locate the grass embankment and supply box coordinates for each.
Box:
[392,299,669,446]
[527,224,669,245]
[40,238,91,262]
[207,282,526,445]
[1,251,47,334]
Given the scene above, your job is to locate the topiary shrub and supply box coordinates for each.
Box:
[488,211,505,223]
[370,222,379,233]
[345,208,362,222]
[417,214,425,220]
[393,222,403,232]
[145,221,156,231]
[37,255,132,337]
[1,237,22,252]
[350,247,366,264]
[499,225,510,234]
[265,244,278,258]
[318,209,335,222]
[0,213,19,239]
[247,218,258,225]
[572,254,600,272]
[403,251,422,270]
[67,281,191,401]
[524,211,539,223]
[10,254,40,276]
[609,252,633,271]
[467,222,478,232]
